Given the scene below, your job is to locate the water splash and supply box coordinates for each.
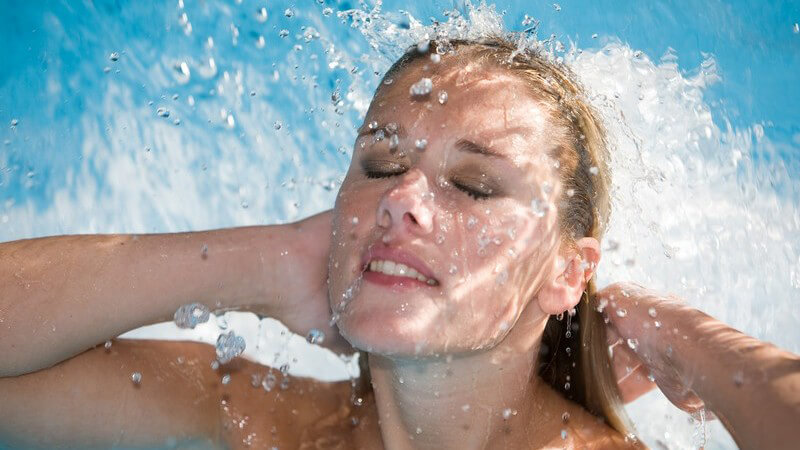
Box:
[2,2,797,448]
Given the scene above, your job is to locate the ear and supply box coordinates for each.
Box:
[536,237,601,315]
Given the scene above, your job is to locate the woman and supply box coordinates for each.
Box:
[1,37,798,449]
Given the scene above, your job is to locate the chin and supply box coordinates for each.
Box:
[335,298,449,357]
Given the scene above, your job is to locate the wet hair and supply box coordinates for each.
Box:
[373,36,633,436]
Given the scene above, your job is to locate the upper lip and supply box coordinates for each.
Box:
[361,244,438,281]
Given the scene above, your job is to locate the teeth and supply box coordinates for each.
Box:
[367,259,437,285]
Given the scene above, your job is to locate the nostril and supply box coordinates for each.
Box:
[404,212,420,226]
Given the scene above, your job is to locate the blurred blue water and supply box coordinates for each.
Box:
[0,2,798,448]
[1,0,798,229]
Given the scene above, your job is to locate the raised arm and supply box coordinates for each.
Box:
[599,283,800,450]
[0,210,343,377]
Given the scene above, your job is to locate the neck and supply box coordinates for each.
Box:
[366,313,551,450]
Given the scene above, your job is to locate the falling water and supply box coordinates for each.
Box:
[1,1,798,448]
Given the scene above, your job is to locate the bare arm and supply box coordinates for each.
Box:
[0,210,345,377]
[0,340,222,448]
[599,283,800,450]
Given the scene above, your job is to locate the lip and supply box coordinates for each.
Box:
[361,244,439,285]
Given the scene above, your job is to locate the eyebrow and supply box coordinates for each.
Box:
[455,139,510,161]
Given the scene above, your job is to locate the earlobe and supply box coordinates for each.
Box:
[535,238,601,315]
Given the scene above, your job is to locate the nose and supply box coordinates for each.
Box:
[376,168,434,236]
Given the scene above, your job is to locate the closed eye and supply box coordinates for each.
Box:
[452,180,493,200]
[362,160,407,179]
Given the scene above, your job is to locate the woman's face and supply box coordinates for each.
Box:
[329,58,567,357]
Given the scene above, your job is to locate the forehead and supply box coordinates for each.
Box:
[366,57,563,168]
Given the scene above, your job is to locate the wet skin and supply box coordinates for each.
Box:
[0,339,633,449]
[329,59,567,358]
[0,58,634,448]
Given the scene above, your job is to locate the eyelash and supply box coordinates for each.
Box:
[453,181,492,200]
[365,168,493,201]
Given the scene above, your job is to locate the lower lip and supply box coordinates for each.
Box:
[363,270,435,289]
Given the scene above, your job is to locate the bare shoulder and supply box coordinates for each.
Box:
[1,337,363,449]
[559,407,640,449]
[533,382,642,449]
[212,350,365,449]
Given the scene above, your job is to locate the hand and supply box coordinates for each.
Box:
[599,283,705,413]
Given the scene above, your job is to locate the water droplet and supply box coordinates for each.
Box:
[388,134,399,150]
[210,360,220,370]
[109,52,120,61]
[430,53,441,63]
[131,372,142,385]
[273,121,282,130]
[415,139,427,150]
[591,33,598,39]
[794,23,800,34]
[174,303,211,329]
[201,244,208,259]
[589,166,599,175]
[553,3,562,11]
[322,7,333,17]
[409,77,433,97]
[173,61,191,83]
[561,429,568,440]
[437,90,448,104]
[156,107,170,118]
[215,330,246,364]
[415,427,423,434]
[626,338,638,350]
[531,197,548,217]
[616,308,627,318]
[732,370,744,386]
[284,8,294,18]
[10,119,18,127]
[562,411,570,422]
[648,307,657,318]
[255,7,268,22]
[351,216,359,225]
[221,374,231,385]
[279,29,289,38]
[262,372,276,391]
[306,328,326,344]
[104,340,112,350]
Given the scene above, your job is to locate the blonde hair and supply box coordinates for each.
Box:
[378,36,633,436]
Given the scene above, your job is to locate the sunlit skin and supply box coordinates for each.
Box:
[2,50,797,448]
[333,60,571,356]
[327,56,612,448]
